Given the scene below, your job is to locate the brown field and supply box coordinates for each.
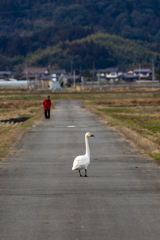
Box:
[0,88,160,162]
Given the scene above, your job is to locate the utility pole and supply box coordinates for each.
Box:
[38,73,40,90]
[81,76,84,91]
[48,64,52,81]
[152,59,155,81]
[139,64,141,81]
[26,64,29,90]
[92,61,95,87]
[50,66,52,81]
[73,70,76,89]
[35,71,37,89]
[98,70,100,87]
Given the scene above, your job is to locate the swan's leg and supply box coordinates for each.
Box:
[84,169,88,177]
[79,170,82,177]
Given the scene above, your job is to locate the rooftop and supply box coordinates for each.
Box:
[133,69,152,73]
[22,67,48,75]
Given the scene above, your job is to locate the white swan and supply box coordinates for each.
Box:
[72,132,95,177]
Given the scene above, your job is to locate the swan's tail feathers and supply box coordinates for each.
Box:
[72,155,83,170]
[72,164,78,170]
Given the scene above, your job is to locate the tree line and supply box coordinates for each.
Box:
[0,26,93,57]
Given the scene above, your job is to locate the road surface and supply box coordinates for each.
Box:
[1,101,160,240]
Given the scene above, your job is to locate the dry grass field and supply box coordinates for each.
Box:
[84,92,160,162]
[0,88,160,162]
[0,105,43,160]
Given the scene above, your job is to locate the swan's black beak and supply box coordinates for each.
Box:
[90,134,95,137]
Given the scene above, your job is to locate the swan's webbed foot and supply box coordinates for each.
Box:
[84,169,88,177]
[79,170,82,177]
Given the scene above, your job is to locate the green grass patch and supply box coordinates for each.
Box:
[150,153,160,163]
[97,107,160,134]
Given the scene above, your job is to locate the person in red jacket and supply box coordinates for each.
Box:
[42,95,51,119]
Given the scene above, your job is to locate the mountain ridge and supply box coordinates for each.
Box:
[1,0,160,70]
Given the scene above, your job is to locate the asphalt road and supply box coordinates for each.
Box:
[1,101,160,240]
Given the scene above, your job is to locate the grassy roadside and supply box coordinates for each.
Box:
[0,105,44,161]
[84,102,160,163]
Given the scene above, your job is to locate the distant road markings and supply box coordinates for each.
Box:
[52,125,90,128]
[67,125,89,128]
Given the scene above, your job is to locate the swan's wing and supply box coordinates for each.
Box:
[72,155,89,170]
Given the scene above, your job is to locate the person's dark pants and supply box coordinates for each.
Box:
[44,110,50,119]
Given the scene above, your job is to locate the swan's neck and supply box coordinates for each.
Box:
[85,136,90,157]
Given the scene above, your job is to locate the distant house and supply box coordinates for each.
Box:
[61,74,81,87]
[97,68,122,81]
[0,71,16,78]
[66,74,81,82]
[133,69,152,80]
[50,70,81,87]
[51,69,66,82]
[22,67,48,80]
[122,71,138,82]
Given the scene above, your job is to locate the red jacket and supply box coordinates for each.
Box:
[42,99,51,110]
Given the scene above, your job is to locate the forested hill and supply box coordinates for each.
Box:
[1,33,160,72]
[1,0,160,70]
[1,0,160,42]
